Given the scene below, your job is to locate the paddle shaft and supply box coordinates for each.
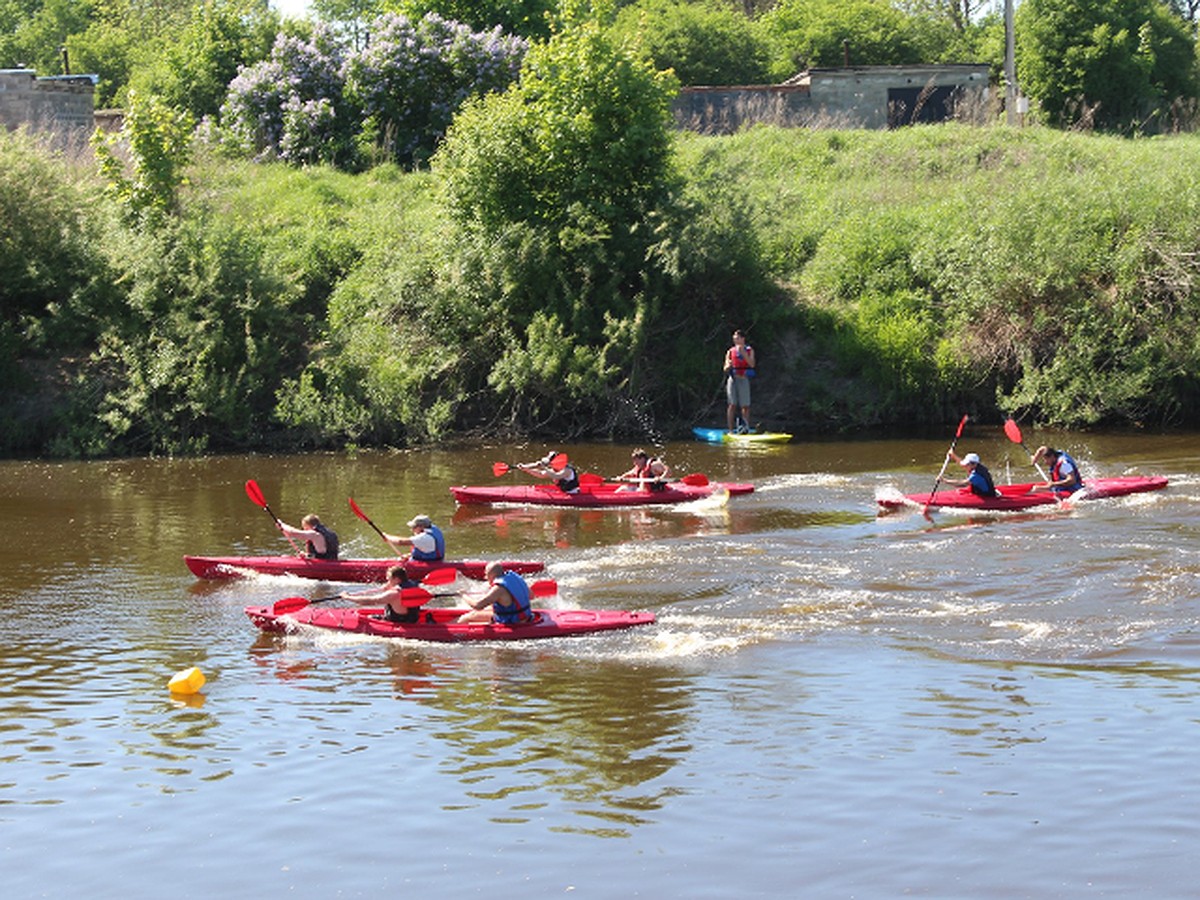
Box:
[348,497,404,557]
[245,479,304,555]
[494,452,568,478]
[925,415,969,511]
[1003,419,1052,482]
[276,578,554,616]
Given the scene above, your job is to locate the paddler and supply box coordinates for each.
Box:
[517,450,580,493]
[278,513,339,559]
[1031,446,1085,495]
[381,514,445,562]
[943,451,1000,498]
[457,561,534,624]
[340,564,423,623]
[615,448,671,492]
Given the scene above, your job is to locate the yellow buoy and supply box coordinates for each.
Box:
[168,666,206,695]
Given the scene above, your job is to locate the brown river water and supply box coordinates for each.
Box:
[1,429,1198,898]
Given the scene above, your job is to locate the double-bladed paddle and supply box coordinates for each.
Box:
[245,479,304,555]
[273,593,343,614]
[924,415,969,515]
[272,573,555,616]
[493,452,568,477]
[580,471,709,488]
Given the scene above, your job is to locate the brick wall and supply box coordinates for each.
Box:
[0,69,96,137]
[674,65,992,134]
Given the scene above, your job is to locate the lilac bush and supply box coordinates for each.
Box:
[343,13,526,167]
[218,14,526,169]
[220,25,351,165]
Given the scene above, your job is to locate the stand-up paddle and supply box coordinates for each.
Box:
[493,453,568,477]
[347,497,404,556]
[924,415,969,515]
[245,479,304,555]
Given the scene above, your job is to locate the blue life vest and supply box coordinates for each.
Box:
[967,463,999,498]
[493,571,532,624]
[308,523,339,560]
[411,524,445,561]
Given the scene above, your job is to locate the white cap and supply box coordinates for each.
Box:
[961,453,980,466]
[407,515,433,529]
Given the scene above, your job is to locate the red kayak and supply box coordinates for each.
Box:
[877,475,1168,512]
[245,603,656,642]
[184,555,544,582]
[450,480,753,507]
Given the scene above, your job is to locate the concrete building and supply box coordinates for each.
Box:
[0,68,97,138]
[674,64,993,134]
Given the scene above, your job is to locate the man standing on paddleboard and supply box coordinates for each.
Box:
[724,330,756,433]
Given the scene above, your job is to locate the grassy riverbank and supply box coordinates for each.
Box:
[4,123,1200,456]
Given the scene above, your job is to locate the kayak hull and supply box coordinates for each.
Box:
[450,481,753,507]
[245,604,656,642]
[184,555,544,582]
[878,475,1168,512]
[692,427,793,444]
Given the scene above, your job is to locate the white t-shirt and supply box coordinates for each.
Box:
[410,532,437,556]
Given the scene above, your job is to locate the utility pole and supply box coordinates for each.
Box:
[1005,0,1016,125]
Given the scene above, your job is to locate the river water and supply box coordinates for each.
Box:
[1,431,1197,898]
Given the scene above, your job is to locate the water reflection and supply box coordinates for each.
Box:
[246,634,693,835]
[427,654,693,834]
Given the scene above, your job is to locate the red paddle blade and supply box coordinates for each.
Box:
[399,586,433,608]
[492,462,510,477]
[273,596,309,614]
[348,497,370,521]
[681,473,709,486]
[1003,418,1023,444]
[549,452,569,471]
[422,567,457,586]
[530,579,557,597]
[579,473,605,486]
[955,414,969,437]
[245,479,267,508]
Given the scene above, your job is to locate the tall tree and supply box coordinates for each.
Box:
[127,0,279,120]
[759,0,929,80]
[1017,0,1199,131]
[609,0,772,87]
[389,0,558,38]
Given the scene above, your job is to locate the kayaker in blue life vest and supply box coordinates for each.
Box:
[382,514,445,561]
[1031,445,1084,495]
[457,561,534,625]
[615,448,671,492]
[339,564,423,623]
[945,451,1000,498]
[518,450,580,493]
[279,514,339,559]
